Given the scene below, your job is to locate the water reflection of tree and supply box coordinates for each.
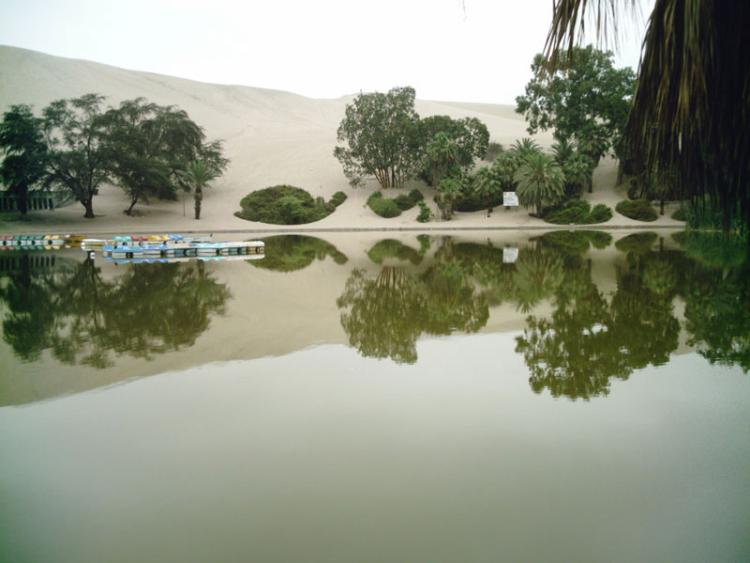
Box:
[250,235,347,272]
[0,258,230,368]
[0,255,58,362]
[679,236,750,371]
[338,241,488,363]
[516,242,682,399]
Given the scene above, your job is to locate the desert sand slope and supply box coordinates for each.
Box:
[0,45,684,232]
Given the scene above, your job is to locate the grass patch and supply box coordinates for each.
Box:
[236,185,341,225]
[615,199,658,222]
[367,189,423,218]
[544,199,613,225]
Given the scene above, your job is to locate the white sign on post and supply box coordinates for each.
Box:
[503,192,519,207]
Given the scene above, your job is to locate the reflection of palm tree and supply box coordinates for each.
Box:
[513,249,565,312]
[643,258,677,297]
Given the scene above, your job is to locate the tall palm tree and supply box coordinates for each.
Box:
[515,152,566,216]
[511,137,542,160]
[180,160,218,220]
[545,0,750,232]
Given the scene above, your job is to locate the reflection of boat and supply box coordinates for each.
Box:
[104,253,265,265]
[0,234,67,250]
[98,236,265,262]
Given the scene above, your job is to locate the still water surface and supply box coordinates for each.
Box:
[1,231,748,562]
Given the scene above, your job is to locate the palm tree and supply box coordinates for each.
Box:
[515,152,566,216]
[551,138,574,165]
[545,0,750,233]
[180,160,219,220]
[511,138,542,160]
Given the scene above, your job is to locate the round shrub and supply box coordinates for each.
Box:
[616,199,658,222]
[367,192,402,218]
[544,199,612,224]
[236,185,336,225]
[330,191,348,207]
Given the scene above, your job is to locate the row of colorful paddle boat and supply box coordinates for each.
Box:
[1,233,266,263]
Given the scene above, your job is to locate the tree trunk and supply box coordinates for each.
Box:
[194,187,202,220]
[83,199,94,219]
[660,199,665,215]
[17,190,28,216]
[616,160,624,186]
[126,197,138,216]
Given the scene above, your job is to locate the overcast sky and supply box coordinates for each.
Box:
[0,0,652,103]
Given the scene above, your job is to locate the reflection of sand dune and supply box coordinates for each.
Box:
[0,232,695,406]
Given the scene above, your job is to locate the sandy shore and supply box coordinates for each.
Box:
[0,46,685,234]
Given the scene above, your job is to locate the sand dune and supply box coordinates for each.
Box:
[0,45,683,232]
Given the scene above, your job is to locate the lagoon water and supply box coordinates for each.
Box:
[1,231,749,562]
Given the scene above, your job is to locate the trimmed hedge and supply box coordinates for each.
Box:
[236,185,341,224]
[615,199,658,222]
[544,199,613,225]
[367,189,423,218]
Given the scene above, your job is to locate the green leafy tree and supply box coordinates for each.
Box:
[104,99,228,216]
[515,46,635,164]
[515,152,565,215]
[0,105,48,216]
[334,87,421,188]
[417,115,489,178]
[42,94,111,218]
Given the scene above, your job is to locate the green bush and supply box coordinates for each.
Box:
[330,191,348,207]
[393,189,424,211]
[671,205,687,221]
[616,199,658,222]
[236,185,337,224]
[544,199,613,224]
[417,201,431,223]
[367,189,423,218]
[367,192,402,218]
[455,192,504,212]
